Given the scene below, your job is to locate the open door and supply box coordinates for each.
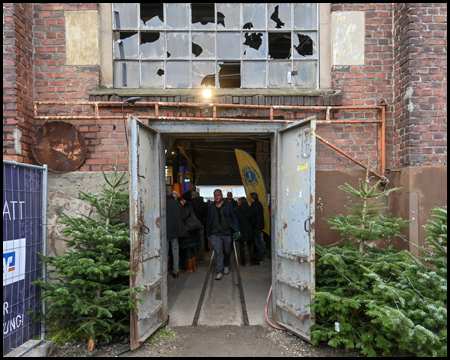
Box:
[128,115,168,350]
[273,117,316,341]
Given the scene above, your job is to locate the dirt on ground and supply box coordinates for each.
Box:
[50,325,364,357]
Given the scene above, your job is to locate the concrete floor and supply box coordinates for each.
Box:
[167,244,273,327]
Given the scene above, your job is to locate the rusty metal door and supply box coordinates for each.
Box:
[128,115,167,350]
[273,117,316,341]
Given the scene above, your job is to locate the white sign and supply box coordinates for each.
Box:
[3,238,26,286]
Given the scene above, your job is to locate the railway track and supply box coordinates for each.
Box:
[192,240,249,326]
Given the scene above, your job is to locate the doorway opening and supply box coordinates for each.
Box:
[128,116,315,349]
[165,133,273,328]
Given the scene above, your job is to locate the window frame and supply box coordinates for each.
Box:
[101,3,330,91]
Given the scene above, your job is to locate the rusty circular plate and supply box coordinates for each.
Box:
[32,121,87,173]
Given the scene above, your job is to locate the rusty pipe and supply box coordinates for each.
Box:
[316,134,385,180]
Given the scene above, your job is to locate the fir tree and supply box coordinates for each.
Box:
[33,162,144,348]
[310,172,447,357]
[327,163,409,252]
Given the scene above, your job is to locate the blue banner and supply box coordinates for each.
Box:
[3,163,43,355]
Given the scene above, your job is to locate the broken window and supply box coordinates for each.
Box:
[191,3,215,30]
[268,33,291,59]
[192,61,216,87]
[268,4,291,29]
[166,32,190,59]
[216,3,240,29]
[140,3,164,28]
[218,62,241,88]
[141,61,164,88]
[140,32,165,58]
[243,32,266,59]
[114,32,139,59]
[242,3,266,29]
[293,32,316,58]
[191,33,215,58]
[112,3,319,89]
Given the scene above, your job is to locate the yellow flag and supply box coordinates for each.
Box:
[235,148,270,235]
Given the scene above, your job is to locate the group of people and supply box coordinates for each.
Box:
[166,186,269,280]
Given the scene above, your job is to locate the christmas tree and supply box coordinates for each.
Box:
[33,161,143,349]
[310,166,447,356]
[327,163,409,253]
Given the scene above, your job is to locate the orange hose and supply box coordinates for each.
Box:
[265,285,287,331]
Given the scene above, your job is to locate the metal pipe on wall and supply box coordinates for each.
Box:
[33,100,386,178]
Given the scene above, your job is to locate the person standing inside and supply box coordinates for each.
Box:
[191,190,208,262]
[179,191,200,275]
[234,197,255,266]
[226,191,238,208]
[206,189,240,280]
[249,192,264,264]
[166,186,187,279]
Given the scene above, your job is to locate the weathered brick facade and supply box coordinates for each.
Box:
[393,3,447,167]
[4,3,446,171]
[3,3,447,253]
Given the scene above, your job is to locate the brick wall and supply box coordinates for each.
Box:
[3,3,35,163]
[330,3,396,171]
[3,3,447,171]
[393,3,447,167]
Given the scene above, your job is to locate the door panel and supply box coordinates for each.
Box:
[274,117,316,341]
[128,115,167,350]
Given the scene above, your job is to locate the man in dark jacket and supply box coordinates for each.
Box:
[166,186,187,278]
[235,197,255,266]
[250,192,264,264]
[191,190,208,262]
[206,189,240,280]
[226,191,238,208]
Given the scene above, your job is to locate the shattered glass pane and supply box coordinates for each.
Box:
[243,31,266,59]
[113,61,139,88]
[216,3,240,29]
[113,32,139,59]
[294,3,317,30]
[191,3,215,30]
[166,3,189,30]
[242,61,266,88]
[141,61,164,88]
[191,33,215,58]
[113,3,138,29]
[166,32,190,59]
[268,32,291,59]
[140,32,165,59]
[140,3,164,29]
[293,32,316,59]
[268,4,291,29]
[242,3,266,30]
[192,61,216,87]
[293,61,317,88]
[166,61,190,88]
[218,62,241,88]
[217,32,241,59]
[268,61,290,88]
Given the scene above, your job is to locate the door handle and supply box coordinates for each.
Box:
[304,217,311,233]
